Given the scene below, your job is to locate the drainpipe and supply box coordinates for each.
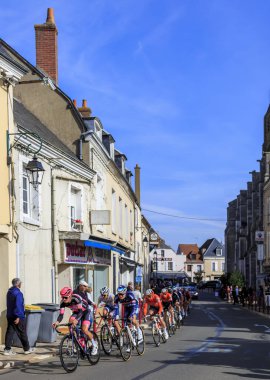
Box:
[51,169,58,303]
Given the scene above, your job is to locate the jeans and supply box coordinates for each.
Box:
[4,318,30,351]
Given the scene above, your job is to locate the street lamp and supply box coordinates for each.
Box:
[25,155,45,189]
[143,236,148,248]
[7,131,45,189]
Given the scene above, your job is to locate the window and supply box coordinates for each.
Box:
[197,265,202,272]
[152,261,158,271]
[130,210,133,242]
[70,186,82,229]
[22,164,40,222]
[212,262,217,272]
[191,253,196,260]
[161,250,165,257]
[168,262,173,271]
[187,265,192,272]
[118,198,122,237]
[216,248,222,256]
[125,205,128,241]
[111,190,116,234]
[222,262,225,272]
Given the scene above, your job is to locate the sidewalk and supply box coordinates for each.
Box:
[0,338,60,370]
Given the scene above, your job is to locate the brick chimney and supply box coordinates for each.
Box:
[78,100,92,118]
[34,8,58,84]
[134,164,141,205]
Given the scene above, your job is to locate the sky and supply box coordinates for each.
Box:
[1,0,270,250]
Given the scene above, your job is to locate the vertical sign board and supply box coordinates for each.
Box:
[257,244,264,261]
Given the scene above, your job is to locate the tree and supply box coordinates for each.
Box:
[219,271,245,287]
[193,271,204,284]
[228,271,245,288]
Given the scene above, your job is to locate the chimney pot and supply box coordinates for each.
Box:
[46,8,55,24]
[73,99,77,107]
[78,99,92,118]
[82,99,87,108]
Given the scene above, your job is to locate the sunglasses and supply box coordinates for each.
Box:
[118,293,125,296]
[62,296,69,300]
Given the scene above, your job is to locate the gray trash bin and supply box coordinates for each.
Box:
[33,303,60,343]
[13,308,44,348]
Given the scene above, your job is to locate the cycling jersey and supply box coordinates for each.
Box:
[143,294,163,315]
[57,293,88,323]
[172,292,180,305]
[98,293,115,312]
[114,292,138,319]
[160,292,172,303]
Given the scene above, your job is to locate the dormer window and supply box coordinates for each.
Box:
[216,248,222,256]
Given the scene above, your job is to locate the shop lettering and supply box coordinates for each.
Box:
[66,243,86,258]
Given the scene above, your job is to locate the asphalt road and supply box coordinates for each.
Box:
[2,291,270,380]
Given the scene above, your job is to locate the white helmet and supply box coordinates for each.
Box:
[100,286,109,295]
[146,289,153,296]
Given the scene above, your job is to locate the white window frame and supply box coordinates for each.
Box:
[69,183,83,231]
[211,261,217,272]
[20,156,41,226]
[111,189,116,234]
[167,261,173,271]
[125,204,128,242]
[118,197,123,238]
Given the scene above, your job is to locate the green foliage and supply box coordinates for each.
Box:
[221,271,245,287]
[193,271,204,283]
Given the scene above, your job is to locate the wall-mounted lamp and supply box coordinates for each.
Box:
[7,131,45,189]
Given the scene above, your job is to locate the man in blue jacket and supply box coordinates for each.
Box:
[3,278,33,355]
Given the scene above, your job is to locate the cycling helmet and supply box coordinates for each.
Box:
[168,288,173,294]
[117,285,127,294]
[100,286,109,295]
[161,288,168,293]
[145,289,153,296]
[60,287,72,297]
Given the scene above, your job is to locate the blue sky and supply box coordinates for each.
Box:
[1,0,270,250]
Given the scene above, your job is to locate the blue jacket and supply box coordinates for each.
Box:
[6,286,25,320]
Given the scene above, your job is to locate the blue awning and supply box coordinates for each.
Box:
[84,240,126,255]
[84,240,111,251]
[111,246,125,255]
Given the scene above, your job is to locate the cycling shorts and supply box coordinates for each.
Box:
[149,306,160,315]
[162,301,172,310]
[69,309,92,327]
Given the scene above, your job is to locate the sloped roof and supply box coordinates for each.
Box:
[177,244,199,255]
[201,238,225,258]
[13,98,88,167]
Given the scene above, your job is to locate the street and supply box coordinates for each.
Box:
[2,291,270,379]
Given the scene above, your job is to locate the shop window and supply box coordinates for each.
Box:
[22,164,40,223]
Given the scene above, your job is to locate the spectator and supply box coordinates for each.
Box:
[127,282,134,293]
[3,278,34,356]
[133,285,142,302]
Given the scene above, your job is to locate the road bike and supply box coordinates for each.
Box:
[99,314,122,356]
[117,318,145,361]
[56,323,100,373]
[163,308,176,337]
[144,314,167,347]
[173,307,182,329]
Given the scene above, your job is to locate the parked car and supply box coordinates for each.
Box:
[201,280,221,289]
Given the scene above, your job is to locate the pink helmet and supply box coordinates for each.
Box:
[60,287,72,297]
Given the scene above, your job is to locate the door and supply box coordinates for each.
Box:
[93,266,109,302]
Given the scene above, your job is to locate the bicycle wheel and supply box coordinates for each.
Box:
[59,334,79,373]
[161,330,167,343]
[152,324,160,347]
[100,324,112,355]
[86,332,100,365]
[175,312,181,329]
[136,327,145,355]
[119,327,132,361]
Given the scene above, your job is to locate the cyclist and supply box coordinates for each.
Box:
[172,286,182,323]
[143,289,168,339]
[160,288,175,326]
[52,287,98,355]
[113,285,143,344]
[98,286,115,318]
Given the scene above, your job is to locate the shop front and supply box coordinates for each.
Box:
[59,239,112,302]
